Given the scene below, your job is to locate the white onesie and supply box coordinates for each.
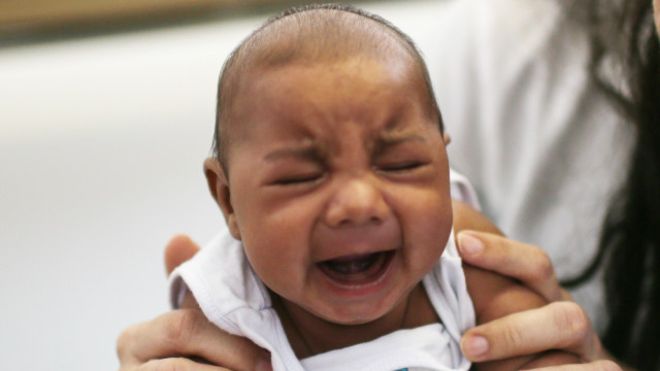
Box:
[170,169,479,371]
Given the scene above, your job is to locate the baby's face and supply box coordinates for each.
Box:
[213,57,452,325]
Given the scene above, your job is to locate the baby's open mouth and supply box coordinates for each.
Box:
[317,250,395,285]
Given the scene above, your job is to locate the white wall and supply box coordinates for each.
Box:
[0,1,450,369]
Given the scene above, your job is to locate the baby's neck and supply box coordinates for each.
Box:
[272,283,439,358]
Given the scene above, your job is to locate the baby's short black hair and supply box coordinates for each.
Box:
[213,3,442,167]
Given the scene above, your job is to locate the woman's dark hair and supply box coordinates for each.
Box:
[563,1,660,369]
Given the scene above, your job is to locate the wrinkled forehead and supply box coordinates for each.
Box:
[227,59,441,167]
[215,8,442,168]
[247,56,425,119]
[234,18,429,112]
[228,56,433,142]
[224,60,439,169]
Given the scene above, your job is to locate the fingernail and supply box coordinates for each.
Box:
[462,335,489,359]
[256,358,273,371]
[458,233,483,256]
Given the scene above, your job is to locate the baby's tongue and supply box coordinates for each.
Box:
[318,252,388,284]
[325,254,376,274]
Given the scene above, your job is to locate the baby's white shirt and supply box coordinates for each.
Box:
[170,169,478,371]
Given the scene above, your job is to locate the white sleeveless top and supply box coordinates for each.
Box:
[170,169,479,371]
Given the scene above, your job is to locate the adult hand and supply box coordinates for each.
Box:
[456,231,622,371]
[116,235,271,371]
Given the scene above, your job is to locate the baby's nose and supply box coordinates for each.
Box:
[324,176,390,228]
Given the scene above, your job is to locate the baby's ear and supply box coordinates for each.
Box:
[204,158,241,240]
[442,132,452,146]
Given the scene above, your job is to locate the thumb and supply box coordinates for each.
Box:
[164,234,200,275]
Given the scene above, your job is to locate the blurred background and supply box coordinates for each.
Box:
[0,0,453,369]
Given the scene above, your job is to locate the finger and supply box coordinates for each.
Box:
[461,302,600,362]
[139,357,232,371]
[117,309,271,371]
[164,234,200,275]
[456,230,568,302]
[524,360,622,371]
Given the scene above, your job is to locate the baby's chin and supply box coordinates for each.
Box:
[302,284,421,327]
[315,307,391,326]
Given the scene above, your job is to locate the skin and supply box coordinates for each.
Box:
[154,52,578,368]
[456,231,622,371]
[115,57,622,371]
[117,209,597,371]
[459,5,660,366]
[205,56,452,355]
[451,209,612,367]
[117,5,660,366]
[115,60,608,371]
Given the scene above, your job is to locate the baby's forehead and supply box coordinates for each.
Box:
[244,55,421,94]
[224,58,435,155]
[229,62,436,149]
[215,6,442,166]
[240,57,428,119]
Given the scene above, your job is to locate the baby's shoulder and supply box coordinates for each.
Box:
[452,201,547,322]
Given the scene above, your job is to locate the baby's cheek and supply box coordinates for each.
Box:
[408,186,452,222]
[243,241,299,295]
[398,189,452,268]
[240,220,310,296]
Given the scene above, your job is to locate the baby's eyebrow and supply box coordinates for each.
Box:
[374,132,427,154]
[263,145,323,163]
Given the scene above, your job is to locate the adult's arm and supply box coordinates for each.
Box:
[453,202,623,371]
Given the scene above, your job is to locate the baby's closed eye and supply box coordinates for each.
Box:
[271,172,324,186]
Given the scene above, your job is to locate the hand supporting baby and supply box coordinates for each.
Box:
[116,236,272,371]
[116,233,622,371]
[457,231,621,370]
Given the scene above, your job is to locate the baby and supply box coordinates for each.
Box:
[171,4,577,370]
